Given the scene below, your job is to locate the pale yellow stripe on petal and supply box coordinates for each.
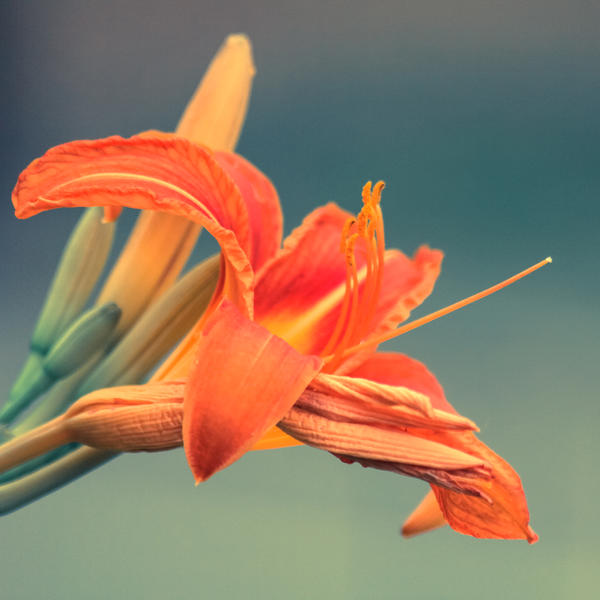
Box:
[260,264,368,354]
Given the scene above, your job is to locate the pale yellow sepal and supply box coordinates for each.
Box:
[401,489,447,538]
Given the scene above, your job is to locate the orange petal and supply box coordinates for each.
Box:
[401,489,447,538]
[12,134,279,316]
[255,203,351,352]
[429,433,538,543]
[103,205,122,222]
[183,300,322,482]
[215,151,282,271]
[254,204,443,358]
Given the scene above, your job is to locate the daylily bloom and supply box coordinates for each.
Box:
[2,32,547,542]
[8,144,547,542]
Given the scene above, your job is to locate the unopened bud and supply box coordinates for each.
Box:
[43,302,121,379]
[31,207,114,354]
[0,303,120,424]
[78,255,219,395]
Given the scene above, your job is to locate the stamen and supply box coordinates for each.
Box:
[322,220,359,357]
[334,233,361,355]
[323,180,387,371]
[328,257,552,362]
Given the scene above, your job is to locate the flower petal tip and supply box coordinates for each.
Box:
[526,526,539,544]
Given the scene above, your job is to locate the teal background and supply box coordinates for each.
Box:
[1,1,598,598]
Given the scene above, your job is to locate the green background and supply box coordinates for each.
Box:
[1,1,598,598]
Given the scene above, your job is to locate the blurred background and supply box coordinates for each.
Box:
[1,1,598,598]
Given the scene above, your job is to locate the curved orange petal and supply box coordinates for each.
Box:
[215,151,282,271]
[254,203,443,359]
[429,434,538,543]
[348,351,536,541]
[183,300,322,483]
[12,133,279,317]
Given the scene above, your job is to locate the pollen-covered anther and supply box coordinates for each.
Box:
[322,180,387,371]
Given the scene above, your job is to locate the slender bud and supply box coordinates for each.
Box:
[1,354,53,424]
[78,255,219,396]
[1,304,121,424]
[43,303,121,379]
[176,34,255,150]
[31,207,114,354]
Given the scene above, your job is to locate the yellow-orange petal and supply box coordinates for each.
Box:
[183,300,322,483]
[175,34,255,150]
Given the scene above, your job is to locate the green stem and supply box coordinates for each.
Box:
[0,447,117,516]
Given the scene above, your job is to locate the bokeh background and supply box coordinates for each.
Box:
[1,1,598,598]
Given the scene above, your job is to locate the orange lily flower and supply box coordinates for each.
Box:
[9,147,543,542]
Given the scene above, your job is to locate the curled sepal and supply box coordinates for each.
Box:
[348,352,537,542]
[64,382,185,451]
[0,382,186,477]
[279,371,492,497]
[183,300,322,483]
